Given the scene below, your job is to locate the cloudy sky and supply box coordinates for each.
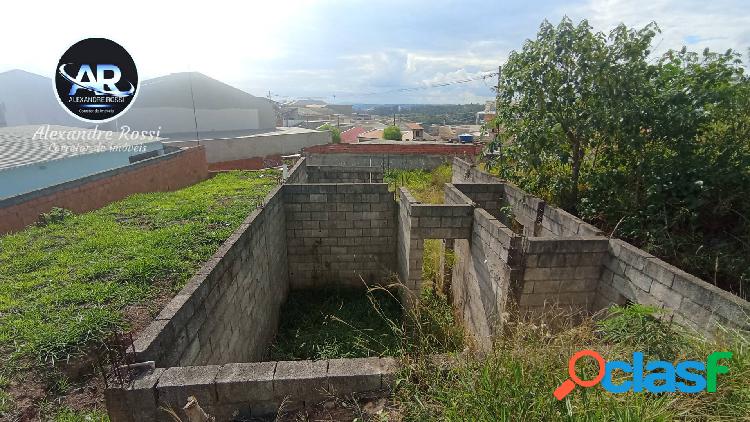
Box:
[2,0,748,104]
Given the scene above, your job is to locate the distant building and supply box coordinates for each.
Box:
[438,125,457,142]
[358,129,384,142]
[403,123,424,141]
[340,126,367,143]
[0,125,163,199]
[476,100,497,124]
[104,72,277,141]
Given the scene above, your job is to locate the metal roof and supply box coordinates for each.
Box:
[0,125,161,171]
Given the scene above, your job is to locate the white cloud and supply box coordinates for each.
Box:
[567,0,750,56]
[2,0,747,104]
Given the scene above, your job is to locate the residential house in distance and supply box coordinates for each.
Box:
[402,123,424,141]
[476,100,496,124]
[340,126,367,143]
[358,129,384,142]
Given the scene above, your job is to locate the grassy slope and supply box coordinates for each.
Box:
[0,170,279,419]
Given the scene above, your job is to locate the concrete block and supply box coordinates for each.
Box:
[274,360,329,401]
[649,282,683,310]
[105,368,164,422]
[678,298,713,330]
[157,365,221,409]
[559,278,598,292]
[525,254,539,268]
[215,362,276,403]
[643,259,677,287]
[532,280,560,293]
[523,267,553,281]
[537,253,567,267]
[574,266,601,280]
[624,266,653,293]
[327,357,383,394]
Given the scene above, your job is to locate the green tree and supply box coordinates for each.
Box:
[383,125,402,141]
[319,123,341,143]
[492,17,659,211]
[489,16,750,297]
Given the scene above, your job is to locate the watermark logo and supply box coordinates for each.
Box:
[553,349,732,400]
[54,38,138,122]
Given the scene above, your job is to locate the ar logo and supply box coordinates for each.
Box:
[54,38,139,122]
[58,64,135,97]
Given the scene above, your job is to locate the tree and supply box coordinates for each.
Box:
[492,17,659,211]
[318,123,341,143]
[489,16,750,297]
[383,125,402,141]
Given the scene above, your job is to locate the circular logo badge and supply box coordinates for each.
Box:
[54,38,138,122]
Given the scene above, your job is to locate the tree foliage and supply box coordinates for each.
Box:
[318,123,341,143]
[489,17,750,297]
[383,125,403,141]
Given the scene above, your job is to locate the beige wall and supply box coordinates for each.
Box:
[164,129,331,164]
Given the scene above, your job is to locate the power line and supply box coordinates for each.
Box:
[333,70,499,98]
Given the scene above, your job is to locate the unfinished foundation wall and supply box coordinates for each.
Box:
[450,205,523,350]
[597,239,750,334]
[451,158,749,337]
[306,165,384,183]
[285,157,308,184]
[132,187,289,367]
[452,158,602,238]
[306,151,453,170]
[396,186,474,299]
[519,238,608,313]
[283,183,397,288]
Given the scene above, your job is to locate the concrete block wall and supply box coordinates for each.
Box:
[284,156,308,184]
[106,357,398,421]
[305,152,453,170]
[132,186,289,367]
[597,239,750,334]
[451,157,748,337]
[306,165,384,183]
[283,183,397,288]
[397,188,420,296]
[303,143,482,170]
[451,206,523,350]
[451,157,498,184]
[519,238,608,312]
[396,186,474,297]
[0,146,209,235]
[452,158,602,237]
[452,183,513,226]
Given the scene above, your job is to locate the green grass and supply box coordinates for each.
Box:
[45,406,109,422]
[269,287,404,360]
[0,170,278,415]
[385,164,452,205]
[395,304,750,421]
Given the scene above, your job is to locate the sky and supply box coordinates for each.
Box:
[2,0,749,104]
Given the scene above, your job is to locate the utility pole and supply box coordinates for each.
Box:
[393,113,396,126]
[496,65,502,164]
